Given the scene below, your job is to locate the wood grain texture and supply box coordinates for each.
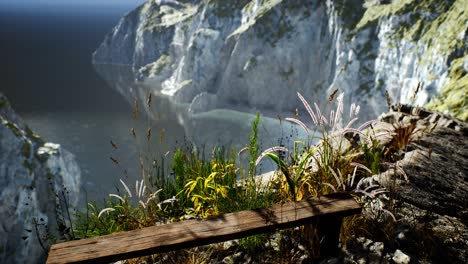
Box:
[47,193,361,264]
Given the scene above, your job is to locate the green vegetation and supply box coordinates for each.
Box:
[67,91,424,262]
[72,94,277,238]
[21,140,32,158]
[25,125,43,144]
[208,0,250,18]
[0,97,9,109]
[22,160,35,175]
[178,147,237,217]
[248,113,260,177]
[153,54,172,75]
[141,0,197,31]
[351,0,467,120]
[334,0,365,29]
[1,119,23,137]
[140,54,173,77]
[426,56,468,121]
[254,3,295,47]
[418,0,467,55]
[229,0,314,46]
[356,0,467,58]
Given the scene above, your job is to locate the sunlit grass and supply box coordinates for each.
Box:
[68,91,422,262]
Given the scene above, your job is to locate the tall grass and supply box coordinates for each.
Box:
[71,91,416,262]
[254,92,413,249]
[248,113,260,178]
[73,94,278,239]
[256,92,377,200]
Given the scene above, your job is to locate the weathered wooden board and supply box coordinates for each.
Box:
[47,193,361,264]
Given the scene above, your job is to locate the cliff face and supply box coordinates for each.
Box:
[0,93,81,264]
[93,0,467,121]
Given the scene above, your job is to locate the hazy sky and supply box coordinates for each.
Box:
[2,0,145,4]
[1,0,146,8]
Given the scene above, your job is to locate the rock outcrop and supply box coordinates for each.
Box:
[93,0,467,121]
[0,93,81,264]
[253,105,468,263]
[354,105,468,263]
[380,104,468,220]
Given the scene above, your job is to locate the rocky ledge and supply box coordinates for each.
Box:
[354,104,468,263]
[0,93,81,264]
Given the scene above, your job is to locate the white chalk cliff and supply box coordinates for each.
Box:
[93,0,467,121]
[0,93,81,264]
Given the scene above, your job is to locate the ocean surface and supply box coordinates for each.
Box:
[0,2,165,204]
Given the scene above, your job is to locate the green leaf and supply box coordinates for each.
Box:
[265,153,296,201]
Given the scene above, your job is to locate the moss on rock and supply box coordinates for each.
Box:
[426,56,468,121]
[356,0,458,41]
[22,160,35,175]
[142,1,197,31]
[248,0,317,47]
[419,0,467,57]
[356,0,466,57]
[21,140,32,158]
[25,125,43,144]
[207,0,250,18]
[0,97,9,110]
[1,119,23,137]
[153,54,173,75]
[140,54,173,77]
[334,0,365,29]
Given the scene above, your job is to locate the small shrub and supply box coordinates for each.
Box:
[256,92,402,250]
[180,158,237,217]
[256,92,380,201]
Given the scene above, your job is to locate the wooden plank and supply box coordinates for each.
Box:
[47,193,360,264]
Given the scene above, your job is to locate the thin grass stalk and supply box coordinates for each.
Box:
[297,92,318,125]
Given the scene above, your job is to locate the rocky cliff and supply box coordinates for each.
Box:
[0,93,81,264]
[93,0,467,121]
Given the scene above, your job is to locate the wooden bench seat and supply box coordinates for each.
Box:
[47,193,361,264]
